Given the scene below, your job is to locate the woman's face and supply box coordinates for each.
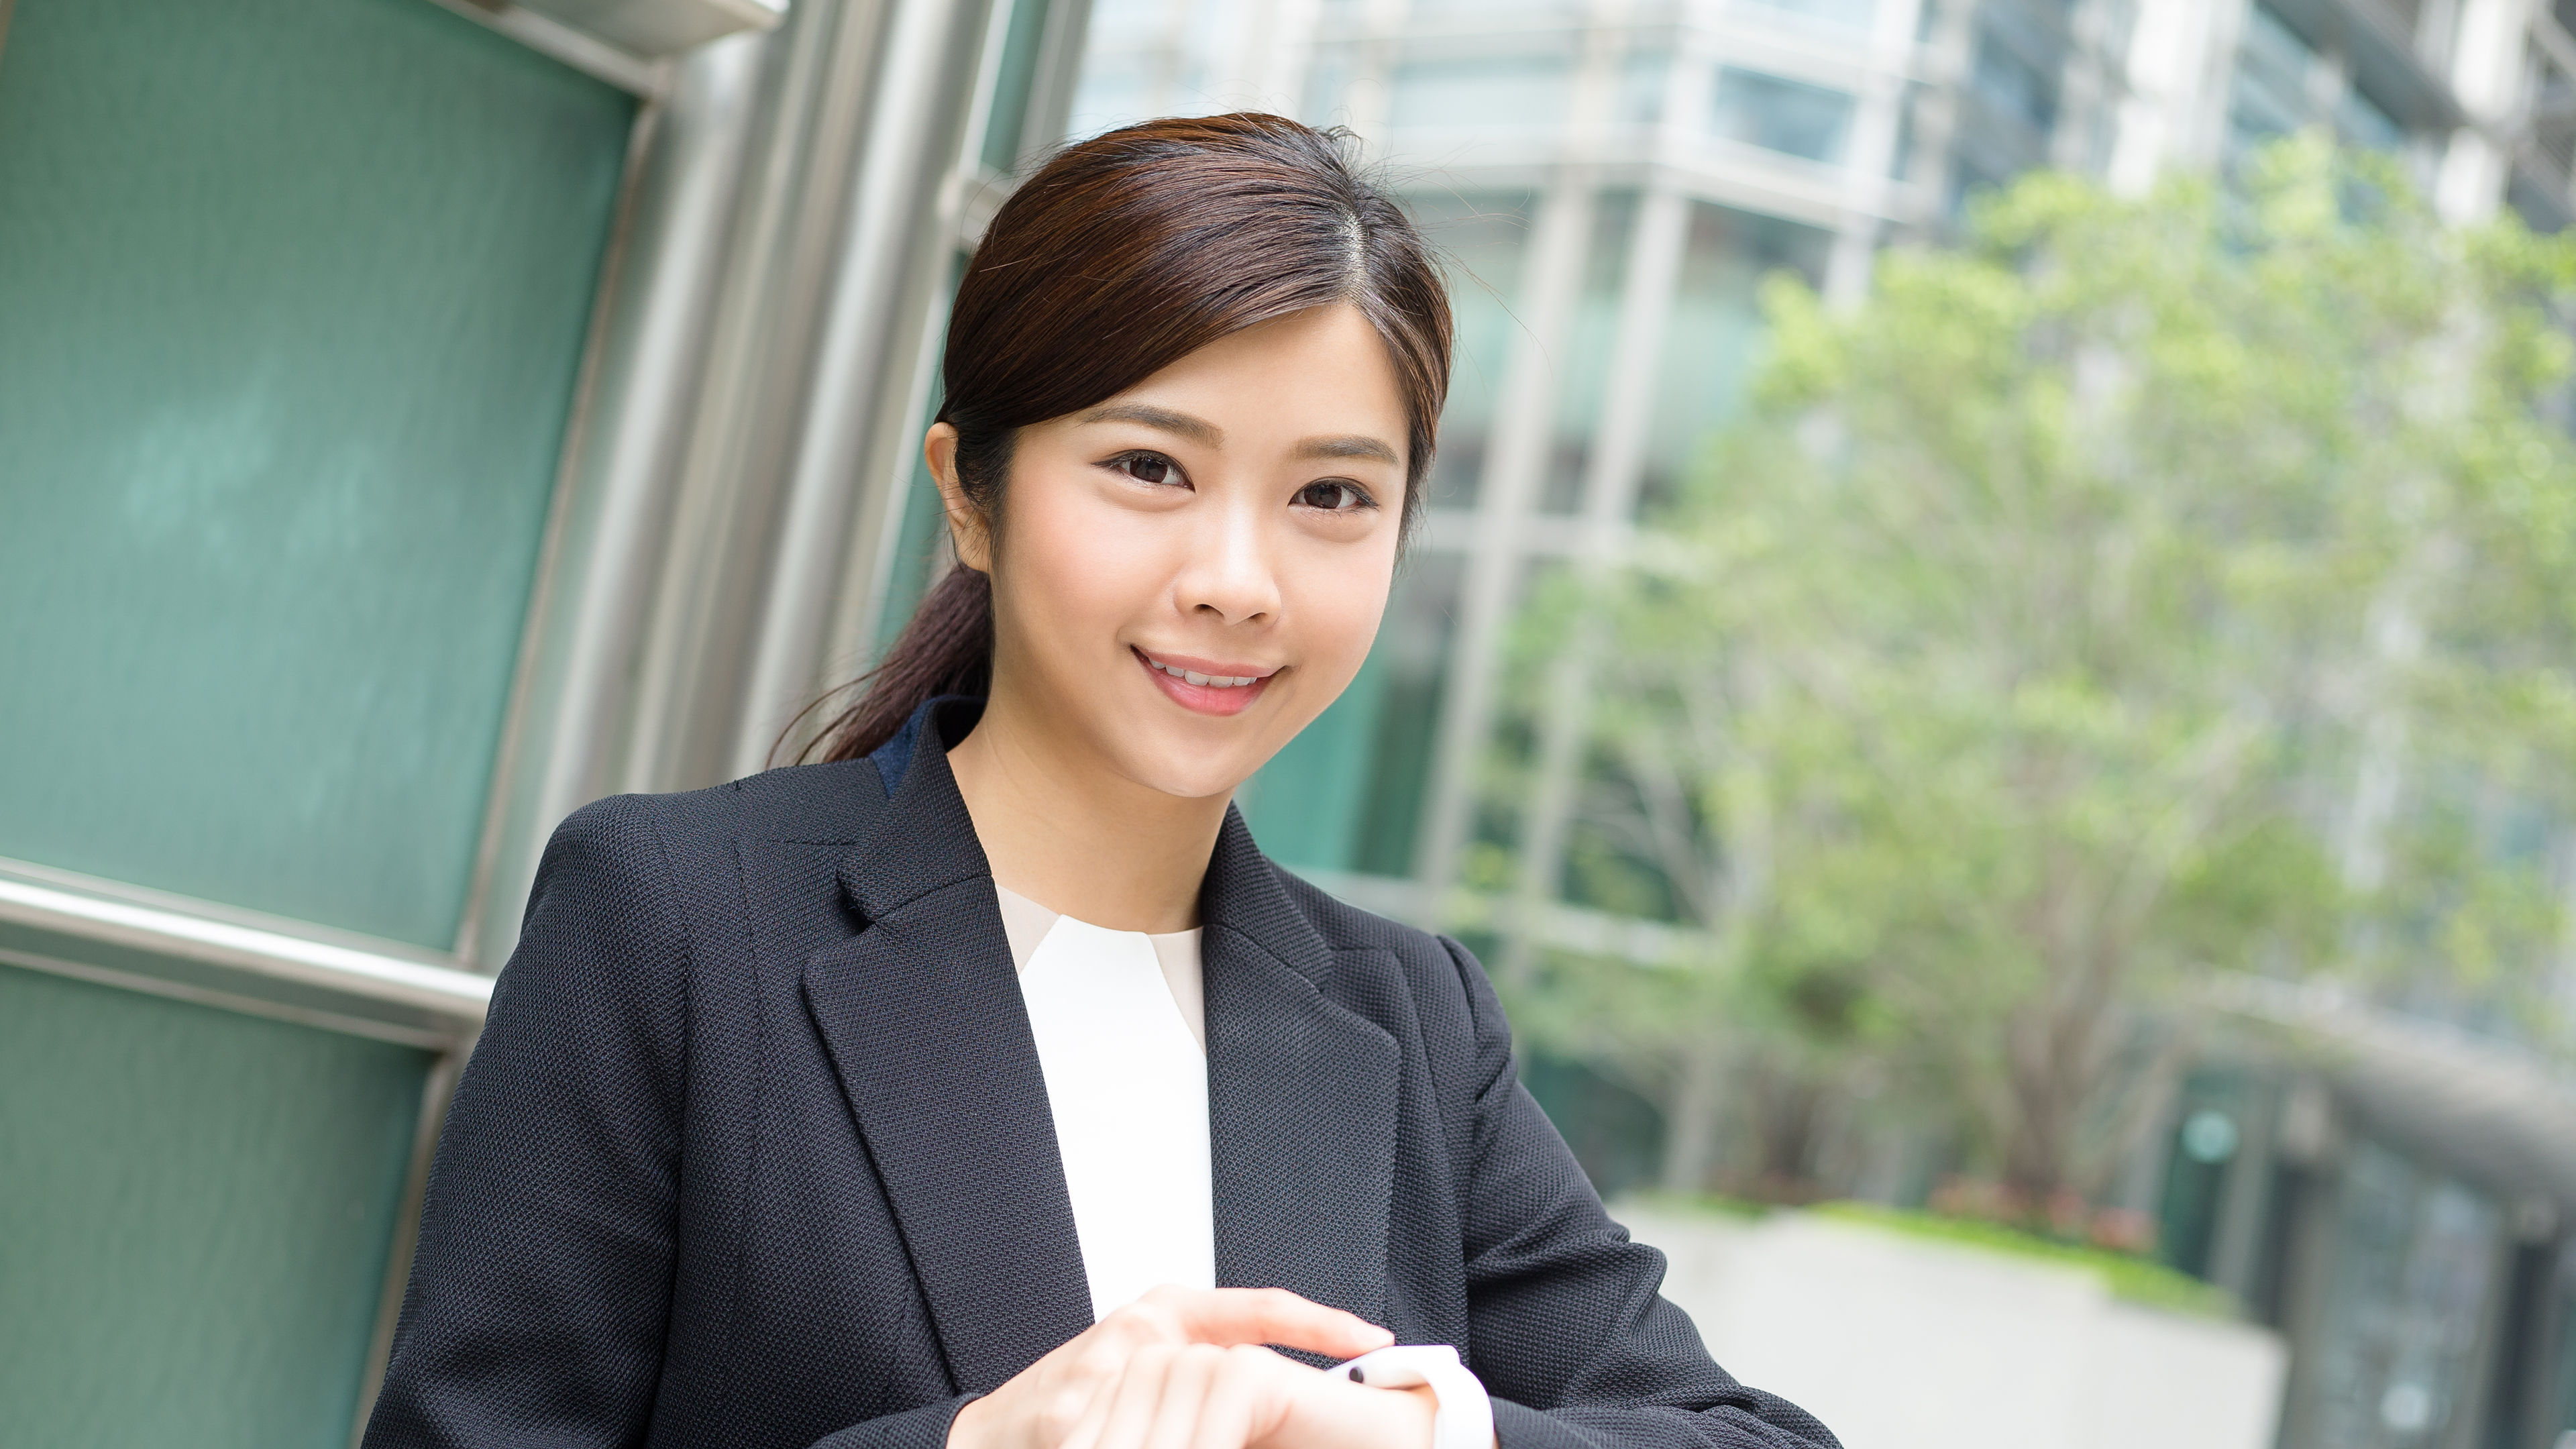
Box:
[941,303,1409,802]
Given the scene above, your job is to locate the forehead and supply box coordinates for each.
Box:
[1106,304,1409,444]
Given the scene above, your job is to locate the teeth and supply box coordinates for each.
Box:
[1148,657,1262,688]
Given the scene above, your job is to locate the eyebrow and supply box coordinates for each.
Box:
[1293,435,1401,466]
[1079,403,1222,446]
[1078,403,1400,468]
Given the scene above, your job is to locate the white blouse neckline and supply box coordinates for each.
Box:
[994,881,1205,1050]
[994,879,1215,1320]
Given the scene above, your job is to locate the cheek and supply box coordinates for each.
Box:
[997,471,1166,645]
[1279,540,1395,702]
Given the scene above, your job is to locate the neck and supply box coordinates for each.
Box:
[944,688,1228,934]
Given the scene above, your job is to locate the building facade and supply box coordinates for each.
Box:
[0,0,1087,1440]
[1049,0,2576,959]
[1034,5,2576,1449]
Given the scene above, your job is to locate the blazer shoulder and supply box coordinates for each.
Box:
[1271,867,1411,949]
[590,757,890,851]
[1271,867,1491,1028]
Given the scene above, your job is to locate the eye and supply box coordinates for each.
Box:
[1295,480,1377,513]
[1106,450,1182,486]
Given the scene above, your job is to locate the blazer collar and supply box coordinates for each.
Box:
[804,694,1399,1389]
[840,694,991,918]
[806,695,1091,1393]
[1196,810,1401,1330]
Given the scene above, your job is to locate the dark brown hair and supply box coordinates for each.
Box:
[795,112,1454,765]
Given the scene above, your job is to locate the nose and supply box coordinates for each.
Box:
[1171,486,1281,626]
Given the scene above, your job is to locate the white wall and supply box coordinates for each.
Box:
[1617,1205,2288,1449]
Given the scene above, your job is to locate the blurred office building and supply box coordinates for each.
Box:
[1116,7,2576,1449]
[7,0,2576,1445]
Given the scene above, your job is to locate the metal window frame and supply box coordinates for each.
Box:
[0,859,492,1048]
[0,1,1093,1440]
[423,0,678,95]
[0,0,1088,1023]
[0,0,1110,983]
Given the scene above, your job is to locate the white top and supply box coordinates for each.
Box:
[996,886,1495,1448]
[997,883,1215,1321]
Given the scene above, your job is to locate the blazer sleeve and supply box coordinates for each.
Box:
[362,796,695,1448]
[1439,938,1841,1449]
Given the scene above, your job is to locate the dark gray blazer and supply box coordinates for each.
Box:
[363,698,1837,1449]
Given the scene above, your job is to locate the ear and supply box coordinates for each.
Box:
[924,422,991,573]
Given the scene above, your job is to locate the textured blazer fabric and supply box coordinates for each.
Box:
[362,697,1840,1449]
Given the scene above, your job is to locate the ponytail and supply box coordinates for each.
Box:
[795,564,993,765]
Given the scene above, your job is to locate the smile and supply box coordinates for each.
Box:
[1133,648,1279,717]
[1144,659,1260,688]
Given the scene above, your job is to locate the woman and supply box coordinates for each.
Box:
[366,114,1835,1449]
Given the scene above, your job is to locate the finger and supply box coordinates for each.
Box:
[1055,1364,1121,1449]
[1013,1334,1114,1449]
[1067,1344,1173,1449]
[1156,1287,1394,1358]
[1087,1291,1199,1356]
[1138,1345,1221,1449]
[1193,1344,1295,1449]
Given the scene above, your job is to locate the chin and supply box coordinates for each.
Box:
[1130,759,1260,804]
[1109,733,1265,803]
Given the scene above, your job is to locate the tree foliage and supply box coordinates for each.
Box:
[1505,138,2576,1205]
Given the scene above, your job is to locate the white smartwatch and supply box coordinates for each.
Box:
[1334,1344,1494,1449]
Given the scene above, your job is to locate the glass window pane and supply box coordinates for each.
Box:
[981,0,1059,172]
[1389,56,1573,133]
[2228,72,2306,154]
[1411,0,1580,15]
[1741,0,1878,29]
[2241,1,2320,91]
[1615,50,1668,127]
[0,0,634,947]
[1235,650,1391,873]
[875,257,968,656]
[1544,191,1640,515]
[0,964,430,1447]
[1711,66,1856,163]
[1411,191,1539,511]
[2298,1140,2502,1449]
[1065,0,1287,137]
[1970,24,2059,136]
[1640,203,1830,511]
[1239,554,1464,877]
[2337,83,2404,154]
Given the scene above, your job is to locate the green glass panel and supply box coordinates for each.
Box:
[1410,191,1536,511]
[980,0,1053,174]
[1350,554,1462,877]
[0,965,431,1447]
[1541,189,1637,515]
[874,254,968,659]
[1237,555,1462,877]
[1639,203,1828,513]
[0,0,635,947]
[1238,646,1390,871]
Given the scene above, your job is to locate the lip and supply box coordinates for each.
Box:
[1132,647,1281,717]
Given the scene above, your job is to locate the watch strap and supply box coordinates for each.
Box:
[1334,1344,1493,1449]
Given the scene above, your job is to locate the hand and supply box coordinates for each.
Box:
[945,1285,1403,1449]
[1060,1340,1435,1449]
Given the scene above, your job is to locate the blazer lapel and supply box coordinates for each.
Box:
[801,700,1093,1393]
[1199,806,1401,1331]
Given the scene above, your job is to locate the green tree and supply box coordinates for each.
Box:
[1504,138,2576,1208]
